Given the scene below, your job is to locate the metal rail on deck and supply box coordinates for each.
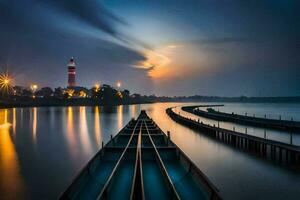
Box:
[59,119,135,199]
[130,129,145,200]
[97,120,141,200]
[143,120,181,200]
[147,117,221,200]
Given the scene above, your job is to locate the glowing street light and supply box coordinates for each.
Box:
[94,82,100,92]
[31,84,38,92]
[116,81,121,89]
[0,73,13,95]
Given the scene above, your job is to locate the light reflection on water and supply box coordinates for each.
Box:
[94,106,102,147]
[0,109,27,199]
[0,103,299,200]
[32,107,37,144]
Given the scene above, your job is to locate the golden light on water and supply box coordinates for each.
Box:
[13,108,16,136]
[32,108,37,143]
[66,107,77,160]
[117,105,123,130]
[94,106,102,147]
[79,107,92,155]
[0,109,26,197]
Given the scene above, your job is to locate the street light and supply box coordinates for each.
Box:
[30,84,38,98]
[0,73,13,95]
[31,84,38,91]
[94,82,100,92]
[116,81,121,89]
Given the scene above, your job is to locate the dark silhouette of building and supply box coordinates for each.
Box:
[67,57,76,87]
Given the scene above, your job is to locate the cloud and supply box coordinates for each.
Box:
[0,0,150,89]
[42,0,125,37]
[189,37,248,45]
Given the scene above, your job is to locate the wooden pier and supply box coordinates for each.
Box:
[166,108,300,165]
[182,105,300,132]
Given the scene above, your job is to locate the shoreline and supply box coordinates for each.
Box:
[1,97,300,109]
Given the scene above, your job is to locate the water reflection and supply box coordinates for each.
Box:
[94,106,102,147]
[0,103,299,200]
[79,107,92,155]
[13,108,16,136]
[0,109,26,199]
[66,107,76,159]
[32,107,37,143]
[130,104,137,116]
[117,105,123,130]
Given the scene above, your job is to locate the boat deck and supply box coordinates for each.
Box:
[60,110,221,200]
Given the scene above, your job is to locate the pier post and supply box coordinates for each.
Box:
[291,151,296,164]
[270,145,274,160]
[245,128,247,134]
[264,129,266,139]
[279,148,282,163]
[262,144,266,156]
[290,133,293,145]
[241,138,244,149]
[101,141,105,157]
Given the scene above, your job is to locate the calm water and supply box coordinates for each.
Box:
[0,103,300,200]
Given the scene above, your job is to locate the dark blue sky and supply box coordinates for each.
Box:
[0,0,299,96]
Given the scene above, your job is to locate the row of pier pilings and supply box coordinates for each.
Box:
[166,108,300,165]
[213,130,300,164]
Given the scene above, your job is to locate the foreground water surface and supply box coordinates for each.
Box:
[0,102,300,200]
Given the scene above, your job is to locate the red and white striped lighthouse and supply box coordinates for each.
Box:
[67,57,76,87]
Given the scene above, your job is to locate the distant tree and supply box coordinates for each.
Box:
[131,93,142,102]
[98,84,119,103]
[64,89,75,99]
[54,87,64,98]
[22,89,33,97]
[91,87,101,99]
[36,87,53,98]
[12,86,24,96]
[121,89,130,100]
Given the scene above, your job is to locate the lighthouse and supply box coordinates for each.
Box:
[67,57,76,87]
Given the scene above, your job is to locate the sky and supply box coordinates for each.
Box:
[0,0,299,96]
